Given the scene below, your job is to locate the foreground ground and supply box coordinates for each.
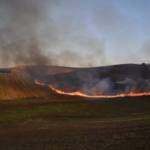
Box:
[0,96,150,150]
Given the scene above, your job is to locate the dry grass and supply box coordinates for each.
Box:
[0,72,53,100]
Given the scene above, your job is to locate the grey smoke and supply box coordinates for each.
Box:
[0,0,56,67]
[0,0,106,68]
[61,76,150,96]
[0,0,149,68]
[45,63,150,96]
[81,78,114,95]
[140,40,150,63]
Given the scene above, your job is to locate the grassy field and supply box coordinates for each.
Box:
[0,96,150,126]
[0,65,150,150]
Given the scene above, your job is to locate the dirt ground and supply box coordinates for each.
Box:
[1,111,150,150]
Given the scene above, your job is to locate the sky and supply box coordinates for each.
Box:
[0,0,150,67]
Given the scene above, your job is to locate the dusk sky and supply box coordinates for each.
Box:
[0,0,150,67]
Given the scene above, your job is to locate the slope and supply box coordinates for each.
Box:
[0,72,55,100]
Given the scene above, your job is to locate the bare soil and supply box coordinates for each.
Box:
[1,116,150,150]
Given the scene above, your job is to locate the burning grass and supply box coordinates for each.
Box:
[35,79,150,98]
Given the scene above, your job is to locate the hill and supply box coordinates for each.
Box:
[0,65,78,100]
[0,63,149,100]
[11,65,78,75]
[0,72,51,100]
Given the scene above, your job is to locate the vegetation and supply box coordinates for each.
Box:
[0,95,150,127]
[0,72,55,100]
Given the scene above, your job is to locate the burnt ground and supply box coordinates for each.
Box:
[0,96,150,150]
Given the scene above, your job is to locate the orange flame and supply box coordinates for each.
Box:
[35,80,150,98]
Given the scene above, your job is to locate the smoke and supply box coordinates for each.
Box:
[139,40,150,63]
[0,0,58,67]
[43,63,150,96]
[0,0,149,68]
[0,0,106,68]
[81,78,114,95]
[50,74,150,96]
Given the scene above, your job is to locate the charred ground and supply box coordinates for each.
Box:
[41,63,150,95]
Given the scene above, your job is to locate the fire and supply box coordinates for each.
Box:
[35,80,150,98]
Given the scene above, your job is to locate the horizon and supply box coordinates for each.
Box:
[8,62,149,69]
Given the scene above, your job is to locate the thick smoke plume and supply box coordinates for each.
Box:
[0,0,55,67]
[0,0,106,68]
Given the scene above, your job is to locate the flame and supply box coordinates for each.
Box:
[35,79,150,98]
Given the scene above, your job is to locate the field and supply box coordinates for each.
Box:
[0,65,150,150]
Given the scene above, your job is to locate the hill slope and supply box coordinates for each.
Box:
[0,63,149,100]
[0,72,54,100]
[0,65,79,100]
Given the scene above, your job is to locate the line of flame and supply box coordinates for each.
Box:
[35,80,150,98]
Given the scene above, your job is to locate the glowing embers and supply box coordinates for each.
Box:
[35,80,150,98]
